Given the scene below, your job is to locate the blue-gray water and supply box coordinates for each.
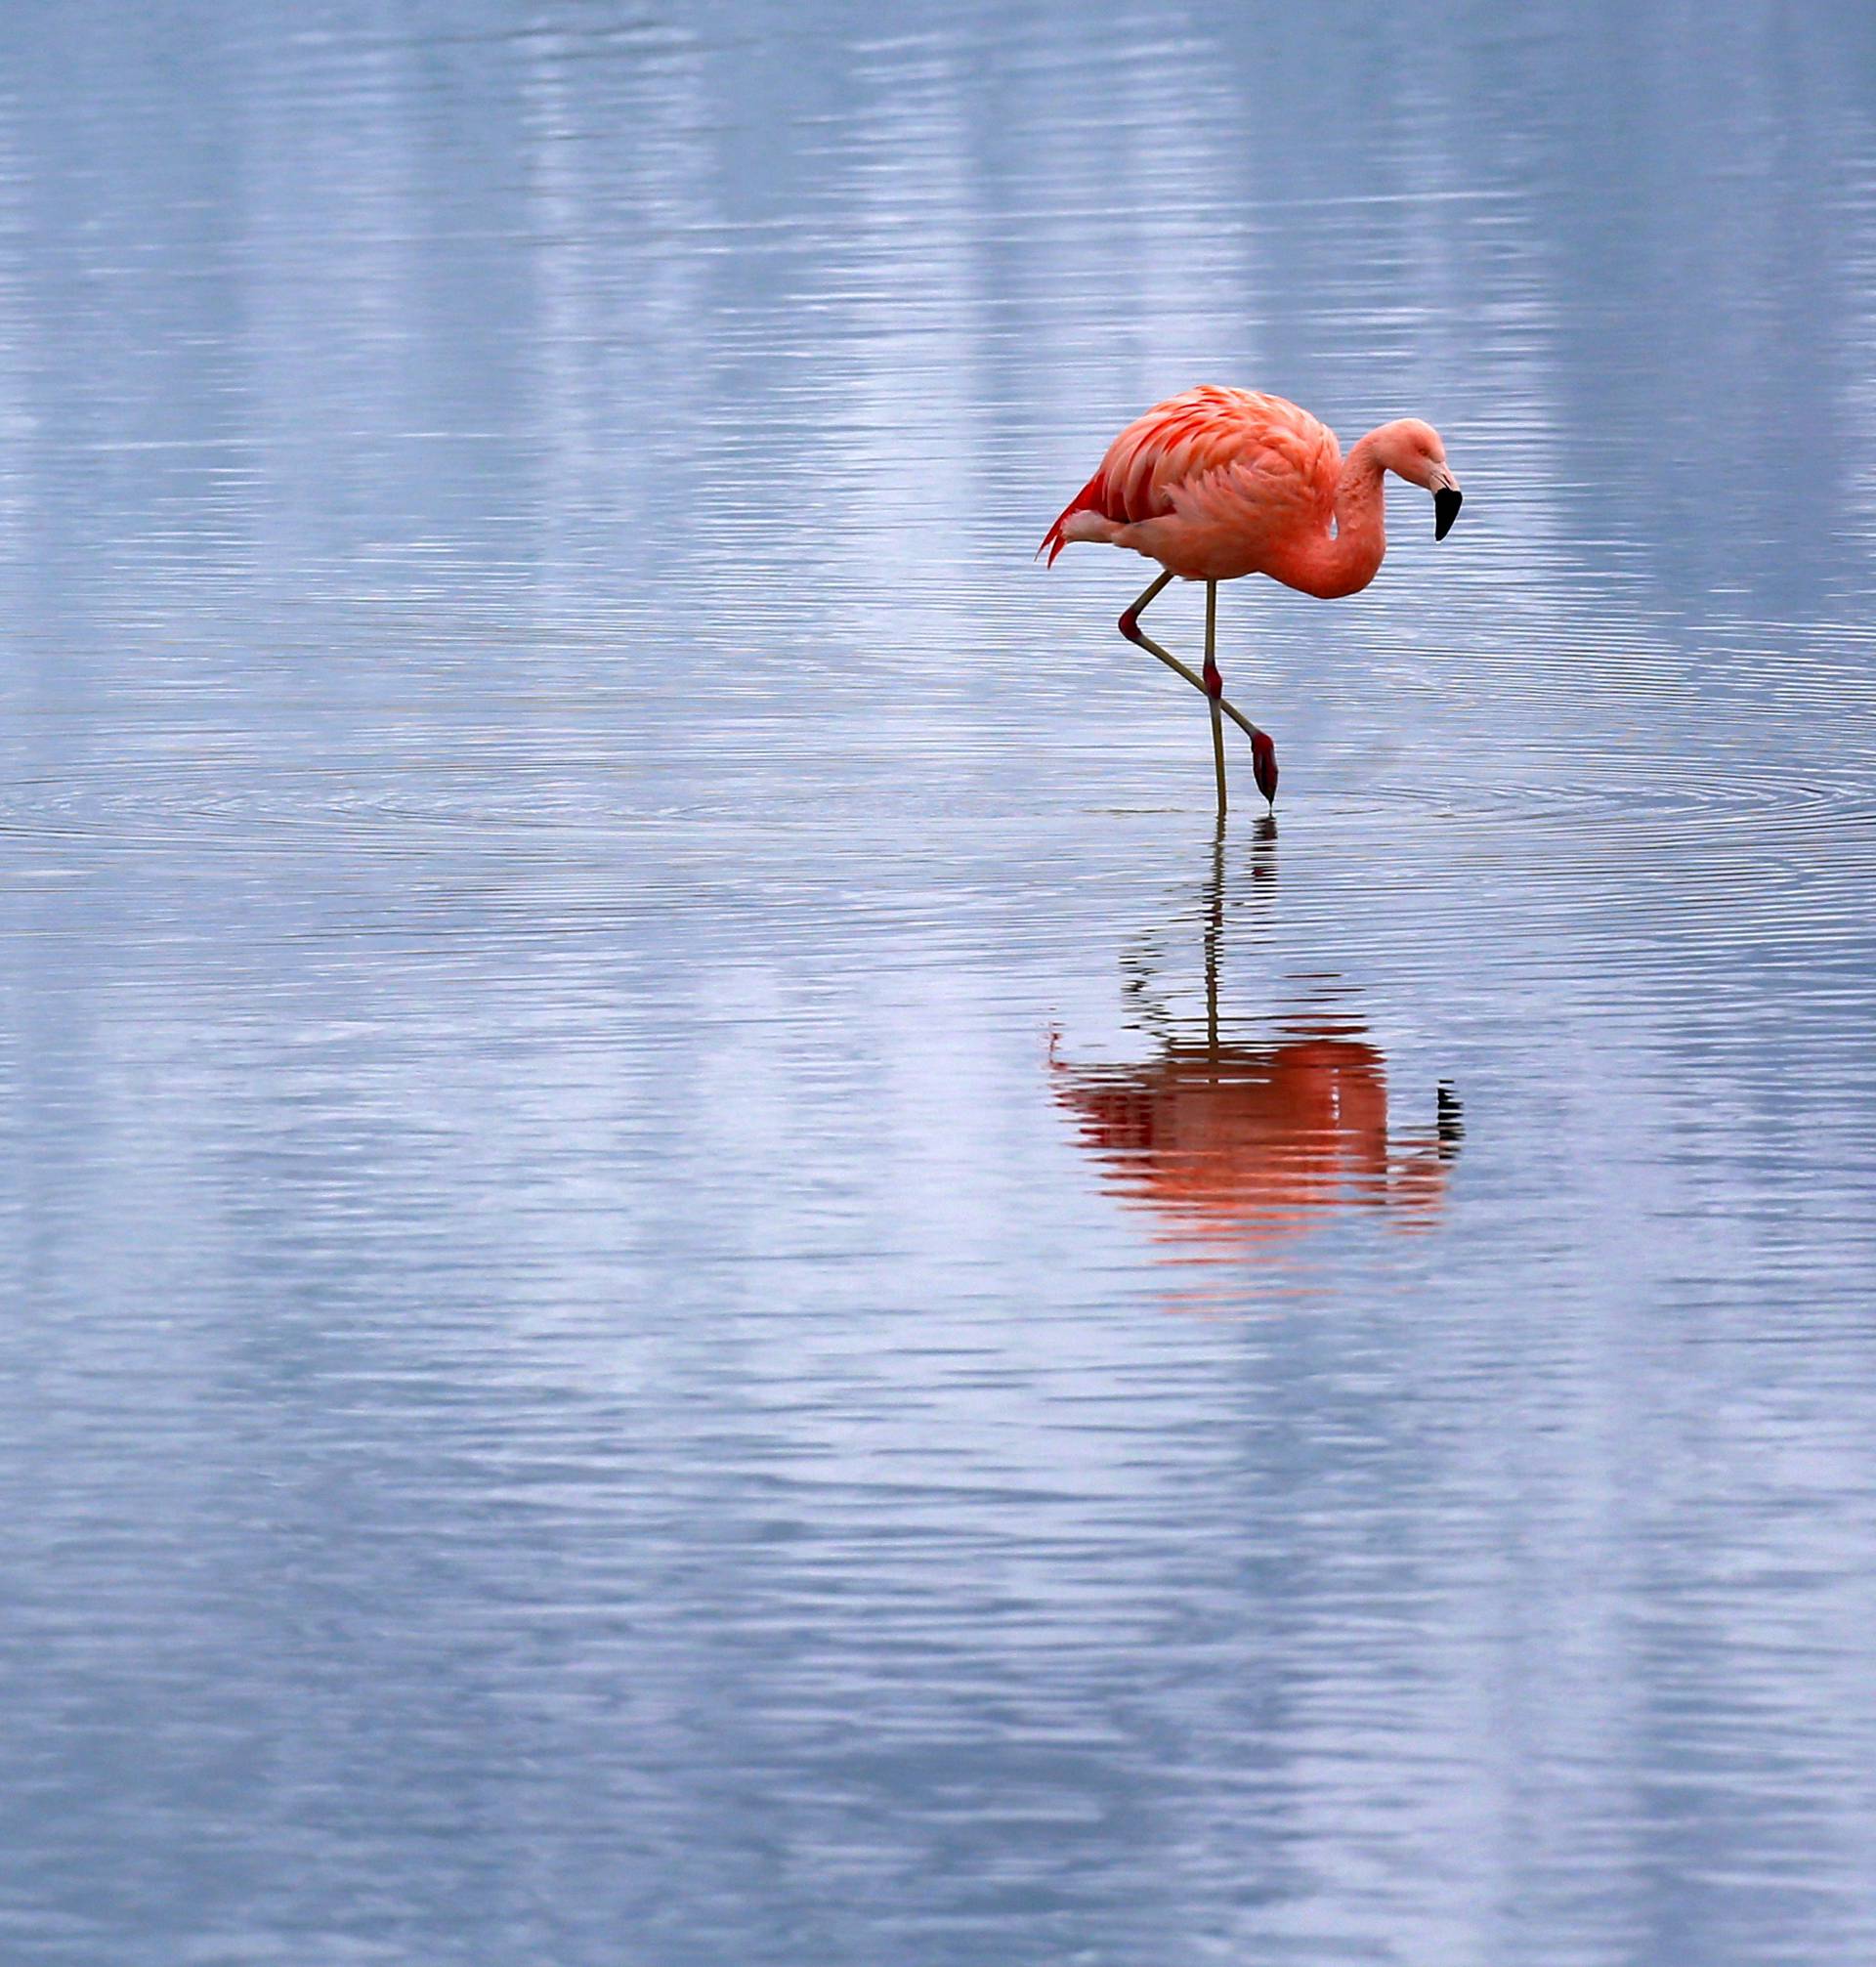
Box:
[3,4,1876,1963]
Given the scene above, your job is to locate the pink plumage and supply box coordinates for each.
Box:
[1042,387,1338,577]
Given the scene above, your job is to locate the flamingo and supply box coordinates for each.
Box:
[1040,386,1463,813]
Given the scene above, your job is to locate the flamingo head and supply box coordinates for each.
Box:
[1376,419,1463,540]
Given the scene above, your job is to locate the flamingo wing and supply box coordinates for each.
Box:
[1041,387,1340,566]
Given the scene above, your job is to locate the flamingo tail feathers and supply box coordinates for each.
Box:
[1039,470,1112,566]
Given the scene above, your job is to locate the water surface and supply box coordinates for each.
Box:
[3,4,1876,1963]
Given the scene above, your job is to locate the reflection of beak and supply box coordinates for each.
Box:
[1431,470,1463,541]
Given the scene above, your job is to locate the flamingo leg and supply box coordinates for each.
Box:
[1205,579,1227,817]
[1117,573,1279,808]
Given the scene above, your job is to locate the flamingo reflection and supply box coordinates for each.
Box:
[1053,824,1460,1254]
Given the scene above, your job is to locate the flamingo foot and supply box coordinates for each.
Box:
[1253,732,1278,806]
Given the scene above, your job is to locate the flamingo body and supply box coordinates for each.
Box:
[1043,385,1460,597]
[1043,387,1349,587]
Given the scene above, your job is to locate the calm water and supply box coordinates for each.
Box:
[3,3,1876,1962]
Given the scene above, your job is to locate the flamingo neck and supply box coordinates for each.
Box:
[1287,432,1388,600]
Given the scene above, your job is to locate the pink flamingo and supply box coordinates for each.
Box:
[1041,386,1463,813]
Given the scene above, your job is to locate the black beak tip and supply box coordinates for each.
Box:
[1433,487,1462,541]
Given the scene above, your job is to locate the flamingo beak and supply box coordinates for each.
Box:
[1432,474,1462,541]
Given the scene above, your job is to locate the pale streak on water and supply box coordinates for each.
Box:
[2,3,1876,1963]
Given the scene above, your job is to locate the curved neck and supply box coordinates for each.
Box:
[1283,431,1389,600]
